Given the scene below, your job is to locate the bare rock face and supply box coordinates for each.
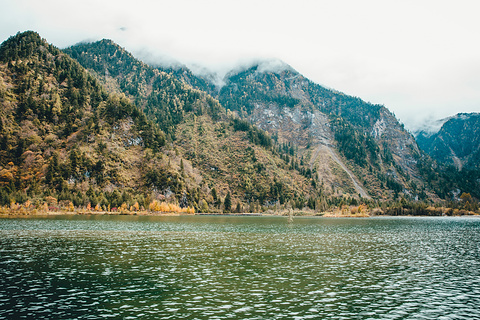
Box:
[250,103,331,147]
[248,102,371,198]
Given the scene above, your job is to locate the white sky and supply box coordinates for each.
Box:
[1,0,480,132]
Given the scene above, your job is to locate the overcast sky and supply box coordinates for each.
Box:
[1,0,479,132]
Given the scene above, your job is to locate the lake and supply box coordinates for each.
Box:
[0,215,479,319]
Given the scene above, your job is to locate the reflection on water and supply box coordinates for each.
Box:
[0,215,479,319]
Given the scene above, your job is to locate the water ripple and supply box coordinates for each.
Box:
[0,216,479,319]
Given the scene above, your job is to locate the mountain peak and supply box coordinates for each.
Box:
[225,58,296,79]
[69,38,129,55]
[0,30,52,62]
[254,58,296,74]
[3,30,42,44]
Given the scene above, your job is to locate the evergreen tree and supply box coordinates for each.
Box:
[224,192,232,212]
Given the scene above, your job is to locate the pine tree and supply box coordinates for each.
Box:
[224,192,231,212]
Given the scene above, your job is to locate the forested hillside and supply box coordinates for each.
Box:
[0,31,197,210]
[65,40,223,140]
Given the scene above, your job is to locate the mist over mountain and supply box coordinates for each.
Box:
[412,117,451,137]
[416,113,480,170]
[1,31,479,214]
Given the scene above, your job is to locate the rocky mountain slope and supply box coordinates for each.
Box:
[66,40,429,201]
[416,113,480,170]
[213,62,427,200]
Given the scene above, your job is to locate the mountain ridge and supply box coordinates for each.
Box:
[65,37,463,201]
[1,31,479,214]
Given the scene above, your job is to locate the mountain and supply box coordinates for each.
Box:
[64,38,321,211]
[64,39,225,140]
[65,40,429,201]
[0,32,316,212]
[213,61,430,200]
[416,113,480,170]
[153,59,432,200]
[0,31,193,210]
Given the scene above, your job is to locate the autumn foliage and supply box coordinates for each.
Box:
[149,200,194,214]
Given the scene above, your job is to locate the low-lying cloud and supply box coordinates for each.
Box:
[1,0,479,132]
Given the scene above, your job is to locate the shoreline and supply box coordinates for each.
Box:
[0,209,478,218]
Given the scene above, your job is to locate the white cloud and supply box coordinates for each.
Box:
[1,0,479,131]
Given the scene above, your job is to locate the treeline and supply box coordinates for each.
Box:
[4,186,477,216]
[380,195,479,216]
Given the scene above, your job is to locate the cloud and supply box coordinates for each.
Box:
[1,0,479,131]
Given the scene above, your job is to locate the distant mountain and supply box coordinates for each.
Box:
[416,113,480,170]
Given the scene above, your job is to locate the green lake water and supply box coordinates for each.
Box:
[0,215,479,319]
